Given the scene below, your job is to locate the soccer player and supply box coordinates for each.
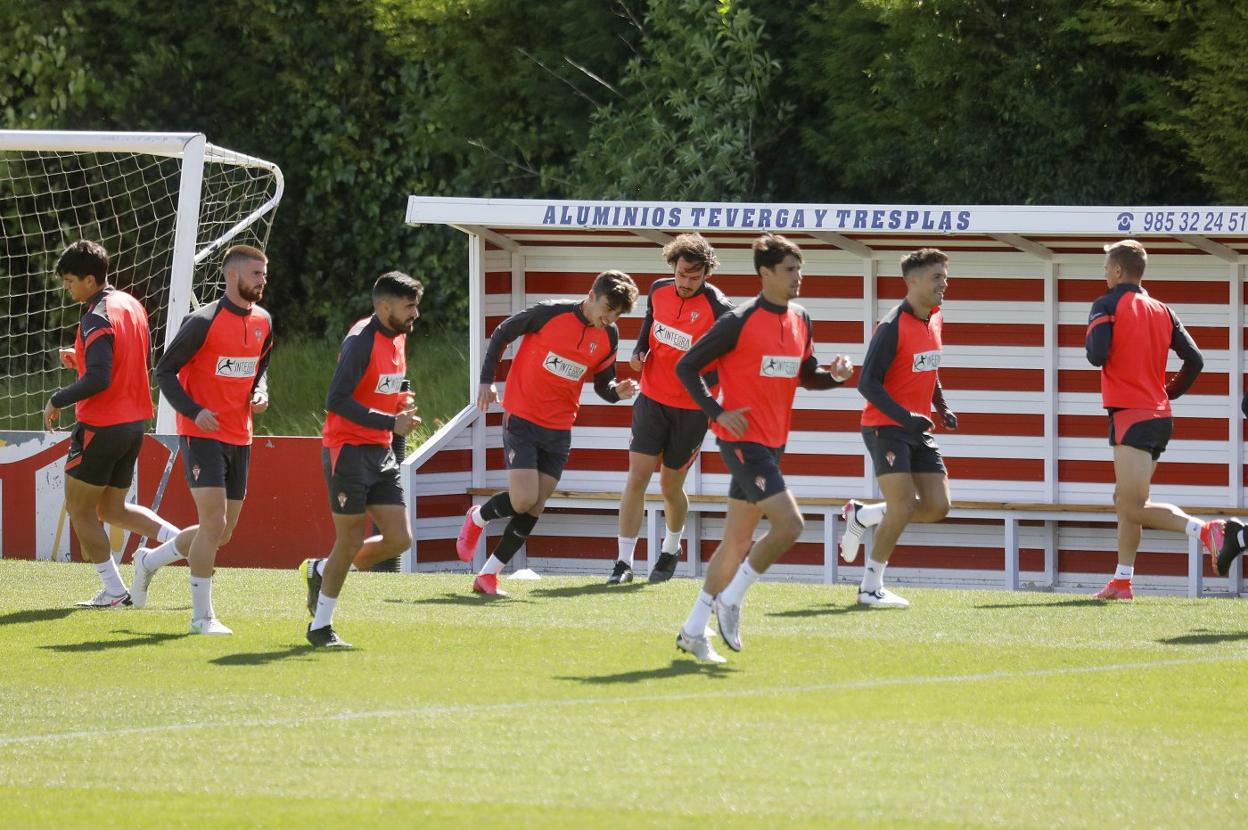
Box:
[838,248,956,609]
[455,270,640,595]
[609,234,732,585]
[1080,239,1224,600]
[44,240,181,608]
[673,233,853,662]
[135,245,274,634]
[299,272,423,649]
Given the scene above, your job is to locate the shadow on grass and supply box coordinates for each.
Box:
[557,659,736,685]
[0,608,81,626]
[975,599,1106,610]
[528,582,647,599]
[1156,629,1248,646]
[211,645,315,666]
[767,603,867,618]
[40,630,181,652]
[385,593,530,606]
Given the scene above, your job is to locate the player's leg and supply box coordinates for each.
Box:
[65,476,130,606]
[456,414,534,562]
[857,471,916,608]
[911,472,951,523]
[651,406,708,582]
[841,427,906,562]
[307,510,367,648]
[354,504,412,571]
[185,485,231,634]
[611,450,658,584]
[63,424,133,607]
[613,394,663,582]
[677,495,759,662]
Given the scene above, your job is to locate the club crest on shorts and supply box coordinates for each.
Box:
[507,449,515,464]
[885,451,896,468]
[337,491,348,508]
[754,475,766,492]
[191,464,201,481]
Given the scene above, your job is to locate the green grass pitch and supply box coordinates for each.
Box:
[1,559,1245,829]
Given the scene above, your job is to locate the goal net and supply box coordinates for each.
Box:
[0,131,284,432]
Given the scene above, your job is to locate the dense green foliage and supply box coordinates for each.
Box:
[3,0,1244,335]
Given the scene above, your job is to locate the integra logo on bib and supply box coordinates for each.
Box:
[215,356,259,377]
[542,352,587,381]
[653,322,693,352]
[911,350,941,373]
[375,373,405,394]
[759,355,799,378]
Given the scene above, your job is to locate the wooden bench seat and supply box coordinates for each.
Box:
[465,487,1244,597]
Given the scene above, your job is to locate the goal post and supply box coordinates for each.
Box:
[0,130,284,434]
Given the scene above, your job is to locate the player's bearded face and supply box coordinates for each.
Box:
[673,258,707,298]
[386,298,420,333]
[584,294,621,328]
[236,262,267,302]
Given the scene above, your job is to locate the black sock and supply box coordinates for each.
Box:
[480,492,515,522]
[492,513,538,564]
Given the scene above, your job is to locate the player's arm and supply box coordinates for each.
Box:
[155,311,213,419]
[478,303,562,385]
[1084,296,1115,367]
[593,327,628,403]
[249,324,274,411]
[631,282,657,366]
[325,332,396,431]
[1164,307,1204,400]
[49,315,113,408]
[931,377,958,429]
[858,315,928,431]
[797,310,846,390]
[676,310,743,421]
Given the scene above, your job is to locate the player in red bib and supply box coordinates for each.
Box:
[456,270,640,596]
[838,249,956,609]
[672,234,853,662]
[1081,240,1224,600]
[298,272,423,648]
[609,234,732,585]
[137,245,274,634]
[44,241,182,608]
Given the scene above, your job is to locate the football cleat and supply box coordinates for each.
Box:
[472,573,507,596]
[1199,520,1227,562]
[75,589,132,609]
[714,598,743,652]
[840,500,868,563]
[856,587,910,608]
[1214,518,1245,577]
[606,560,633,585]
[648,552,679,583]
[456,506,484,563]
[306,623,352,649]
[129,548,155,609]
[676,629,727,663]
[188,617,232,635]
[301,558,323,617]
[1093,579,1133,601]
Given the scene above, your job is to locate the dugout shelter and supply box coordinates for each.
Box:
[402,196,1248,597]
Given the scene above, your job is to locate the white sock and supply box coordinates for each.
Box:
[857,503,887,527]
[661,526,685,555]
[155,524,179,544]
[1239,527,1247,548]
[860,559,887,592]
[682,590,715,638]
[1184,519,1203,539]
[718,560,761,608]
[617,536,638,567]
[315,559,326,577]
[1114,564,1134,581]
[190,575,215,621]
[478,555,505,576]
[146,536,185,569]
[312,592,337,630]
[94,559,127,596]
[470,505,488,528]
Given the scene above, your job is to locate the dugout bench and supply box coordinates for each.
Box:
[463,487,1246,598]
